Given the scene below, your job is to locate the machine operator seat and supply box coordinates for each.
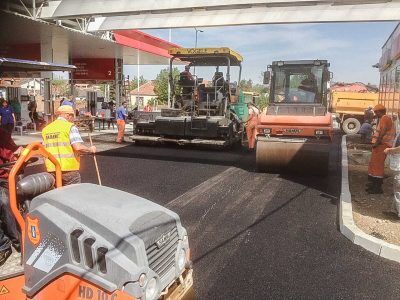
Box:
[297,78,317,103]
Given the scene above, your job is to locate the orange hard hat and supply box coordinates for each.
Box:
[56,105,75,115]
[373,104,386,112]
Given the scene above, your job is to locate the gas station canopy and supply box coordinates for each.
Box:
[38,0,400,30]
[0,12,180,66]
[0,57,76,71]
[0,57,76,77]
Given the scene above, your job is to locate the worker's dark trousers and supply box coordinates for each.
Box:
[1,123,14,134]
[0,186,20,251]
[51,171,81,186]
[61,171,81,186]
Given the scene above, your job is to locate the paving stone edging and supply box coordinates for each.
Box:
[340,135,400,263]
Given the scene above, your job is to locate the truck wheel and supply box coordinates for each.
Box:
[342,118,361,134]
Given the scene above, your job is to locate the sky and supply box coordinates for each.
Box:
[124,22,397,86]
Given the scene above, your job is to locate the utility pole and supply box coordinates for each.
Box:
[168,28,172,108]
[137,49,140,108]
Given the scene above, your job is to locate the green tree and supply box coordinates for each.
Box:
[238,76,270,109]
[252,83,269,109]
[256,72,271,109]
[99,84,116,100]
[239,79,253,91]
[252,83,268,94]
[289,74,307,89]
[147,97,157,107]
[255,93,269,109]
[51,79,69,97]
[129,76,147,91]
[153,67,181,104]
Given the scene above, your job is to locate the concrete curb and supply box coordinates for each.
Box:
[340,135,400,263]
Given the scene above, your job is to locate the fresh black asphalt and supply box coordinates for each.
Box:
[75,136,400,299]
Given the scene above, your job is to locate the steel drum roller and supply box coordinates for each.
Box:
[256,137,330,175]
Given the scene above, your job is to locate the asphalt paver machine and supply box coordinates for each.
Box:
[256,60,333,174]
[0,143,194,300]
[132,48,244,147]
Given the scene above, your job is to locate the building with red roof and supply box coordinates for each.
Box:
[130,81,157,108]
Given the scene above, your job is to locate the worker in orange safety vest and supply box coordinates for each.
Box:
[246,103,260,151]
[366,104,395,194]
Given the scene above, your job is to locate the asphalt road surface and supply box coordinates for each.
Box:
[77,135,400,299]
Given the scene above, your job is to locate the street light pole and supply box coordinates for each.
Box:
[194,28,203,75]
[194,27,203,49]
[168,28,172,108]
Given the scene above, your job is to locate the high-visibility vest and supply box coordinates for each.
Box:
[249,106,260,116]
[42,119,80,172]
[248,106,260,125]
[372,115,396,147]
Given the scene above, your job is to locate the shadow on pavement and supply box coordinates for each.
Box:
[95,132,342,197]
[96,142,253,168]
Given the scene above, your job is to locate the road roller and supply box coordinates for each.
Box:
[256,60,333,174]
[0,143,194,300]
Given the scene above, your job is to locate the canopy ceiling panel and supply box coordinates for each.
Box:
[88,3,400,30]
[39,0,400,30]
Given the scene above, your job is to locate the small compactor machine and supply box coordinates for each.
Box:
[0,143,194,300]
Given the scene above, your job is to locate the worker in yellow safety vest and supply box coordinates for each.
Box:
[42,105,96,185]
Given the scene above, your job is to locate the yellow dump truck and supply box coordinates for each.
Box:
[330,91,379,134]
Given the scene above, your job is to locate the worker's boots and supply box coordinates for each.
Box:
[366,177,383,194]
[366,175,375,189]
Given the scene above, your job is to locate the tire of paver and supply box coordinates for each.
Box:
[342,117,361,134]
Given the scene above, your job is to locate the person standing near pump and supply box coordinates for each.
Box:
[366,104,395,194]
[28,99,37,123]
[0,98,16,134]
[246,102,260,151]
[42,105,96,186]
[116,101,128,143]
[0,127,23,265]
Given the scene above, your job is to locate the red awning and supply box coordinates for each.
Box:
[113,30,180,59]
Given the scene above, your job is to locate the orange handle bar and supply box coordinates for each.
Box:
[8,142,62,252]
